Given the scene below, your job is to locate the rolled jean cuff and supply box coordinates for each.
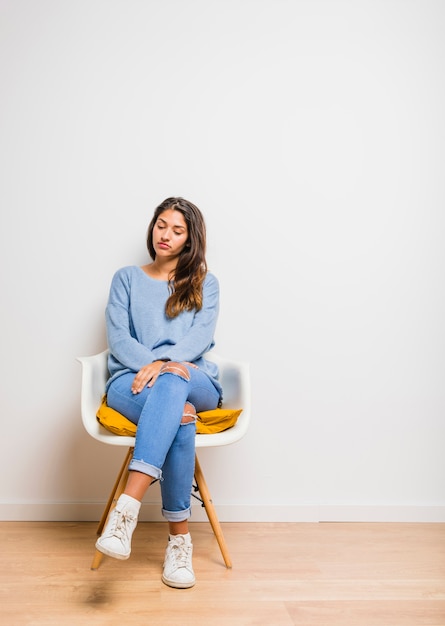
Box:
[129,458,162,480]
[162,507,191,522]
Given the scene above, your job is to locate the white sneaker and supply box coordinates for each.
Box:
[162,534,196,588]
[95,494,141,560]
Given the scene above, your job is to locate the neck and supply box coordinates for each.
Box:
[146,258,177,281]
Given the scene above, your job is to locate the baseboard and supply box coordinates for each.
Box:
[1,503,444,523]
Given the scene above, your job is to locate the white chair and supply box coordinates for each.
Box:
[77,350,250,570]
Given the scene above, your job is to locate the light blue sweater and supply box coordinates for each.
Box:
[105,265,222,397]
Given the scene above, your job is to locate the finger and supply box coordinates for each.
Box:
[132,374,148,394]
[147,372,159,388]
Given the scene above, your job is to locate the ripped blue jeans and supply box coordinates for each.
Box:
[106,363,220,522]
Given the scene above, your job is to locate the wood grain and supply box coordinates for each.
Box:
[1,522,444,625]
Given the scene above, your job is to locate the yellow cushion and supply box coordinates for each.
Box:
[96,395,242,437]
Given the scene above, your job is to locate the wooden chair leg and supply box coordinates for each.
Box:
[194,454,232,568]
[91,447,133,570]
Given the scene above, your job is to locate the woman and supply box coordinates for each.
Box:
[96,197,222,589]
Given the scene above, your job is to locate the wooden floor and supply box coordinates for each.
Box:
[1,521,445,626]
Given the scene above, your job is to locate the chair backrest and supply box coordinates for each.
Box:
[77,350,250,449]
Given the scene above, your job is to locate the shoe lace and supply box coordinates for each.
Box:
[170,538,192,568]
[108,508,135,539]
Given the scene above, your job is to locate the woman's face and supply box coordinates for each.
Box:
[152,208,189,259]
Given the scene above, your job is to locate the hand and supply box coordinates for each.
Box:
[131,361,164,394]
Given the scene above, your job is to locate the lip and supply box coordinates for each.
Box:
[157,242,170,250]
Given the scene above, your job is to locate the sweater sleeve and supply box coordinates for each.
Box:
[105,268,157,371]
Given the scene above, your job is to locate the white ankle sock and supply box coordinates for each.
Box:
[118,493,141,512]
[169,532,192,544]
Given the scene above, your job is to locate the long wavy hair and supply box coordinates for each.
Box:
[147,197,208,318]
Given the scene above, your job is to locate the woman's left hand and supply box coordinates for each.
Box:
[131,361,164,394]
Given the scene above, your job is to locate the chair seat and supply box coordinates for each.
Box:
[78,350,250,448]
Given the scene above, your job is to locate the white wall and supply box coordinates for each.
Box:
[1,0,444,522]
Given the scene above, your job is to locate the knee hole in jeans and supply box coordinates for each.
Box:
[181,401,197,424]
[159,361,191,382]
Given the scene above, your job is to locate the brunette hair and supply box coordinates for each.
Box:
[147,197,207,318]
